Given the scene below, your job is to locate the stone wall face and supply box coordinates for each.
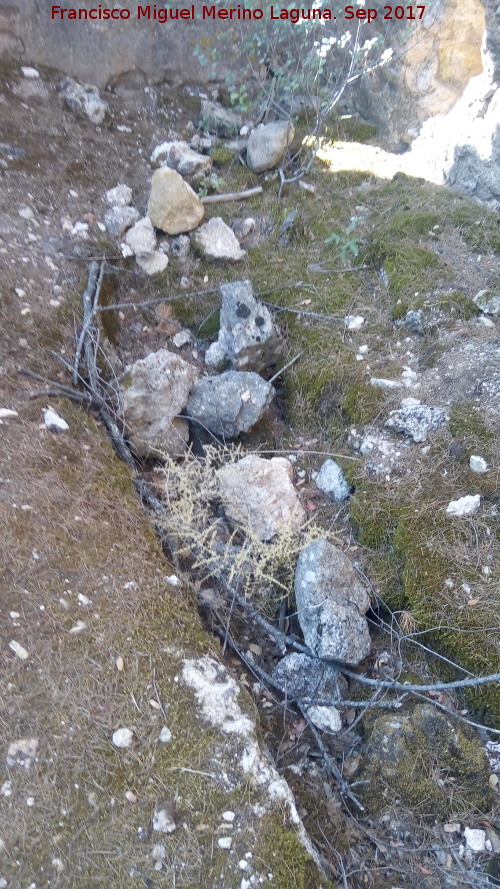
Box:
[351,0,486,149]
[0,0,212,87]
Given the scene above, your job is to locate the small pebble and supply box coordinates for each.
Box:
[112,727,134,749]
[217,837,232,849]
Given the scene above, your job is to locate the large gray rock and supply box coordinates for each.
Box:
[147,167,204,235]
[247,121,295,173]
[191,217,245,262]
[385,403,447,442]
[271,653,345,733]
[217,456,306,541]
[205,280,284,373]
[150,140,211,180]
[58,77,108,125]
[186,370,274,438]
[315,459,351,502]
[295,540,371,666]
[199,100,241,138]
[121,349,200,458]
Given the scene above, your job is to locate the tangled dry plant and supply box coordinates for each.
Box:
[158,444,332,612]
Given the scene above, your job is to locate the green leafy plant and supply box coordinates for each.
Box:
[197,173,226,198]
[324,215,365,263]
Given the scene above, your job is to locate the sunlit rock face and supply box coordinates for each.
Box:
[349,0,500,207]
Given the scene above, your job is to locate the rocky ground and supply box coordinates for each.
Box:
[0,62,499,889]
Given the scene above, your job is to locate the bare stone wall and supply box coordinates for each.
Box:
[0,0,214,87]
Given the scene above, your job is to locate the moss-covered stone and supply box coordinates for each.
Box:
[358,704,493,817]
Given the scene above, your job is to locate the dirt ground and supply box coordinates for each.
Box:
[1,61,499,889]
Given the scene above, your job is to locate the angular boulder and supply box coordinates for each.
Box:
[295,540,371,666]
[315,459,351,502]
[150,140,211,180]
[186,370,274,438]
[147,167,204,235]
[385,402,447,442]
[217,455,306,541]
[205,280,284,373]
[191,217,245,262]
[121,348,199,458]
[247,120,295,173]
[199,100,241,138]
[271,653,346,733]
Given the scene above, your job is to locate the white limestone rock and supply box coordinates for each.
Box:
[191,217,245,262]
[217,455,306,541]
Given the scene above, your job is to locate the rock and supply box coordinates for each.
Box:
[385,403,447,442]
[217,455,306,540]
[315,459,351,502]
[6,738,39,768]
[153,802,176,833]
[104,205,140,237]
[294,540,371,666]
[464,827,487,852]
[191,216,245,262]
[172,330,191,348]
[246,121,295,173]
[217,837,232,849]
[43,408,69,433]
[170,234,191,259]
[469,455,489,473]
[473,289,500,315]
[186,370,274,438]
[121,348,199,458]
[135,251,169,275]
[446,494,481,516]
[124,217,157,255]
[189,133,213,153]
[358,704,493,816]
[231,217,256,239]
[58,77,108,125]
[271,653,344,733]
[205,280,284,373]
[21,66,39,79]
[112,727,134,748]
[403,308,425,334]
[199,100,241,138]
[147,167,204,235]
[105,183,132,207]
[150,140,211,179]
[345,314,365,330]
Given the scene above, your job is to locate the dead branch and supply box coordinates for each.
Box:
[73,260,104,386]
[201,186,263,204]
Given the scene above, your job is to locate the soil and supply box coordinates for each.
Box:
[1,62,499,889]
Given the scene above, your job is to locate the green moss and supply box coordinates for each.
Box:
[358,704,493,817]
[341,381,388,426]
[438,291,481,320]
[381,246,444,299]
[260,820,335,889]
[211,145,236,166]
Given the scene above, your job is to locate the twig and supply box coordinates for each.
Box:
[268,351,303,384]
[263,301,343,323]
[97,286,220,313]
[338,666,500,693]
[299,704,364,810]
[201,186,262,204]
[307,262,369,274]
[73,260,104,385]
